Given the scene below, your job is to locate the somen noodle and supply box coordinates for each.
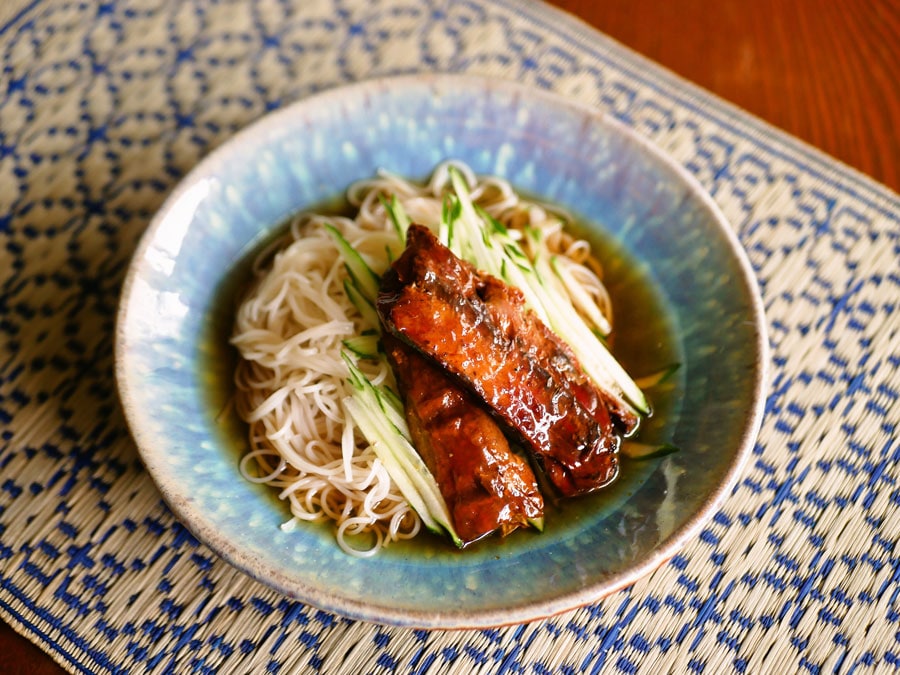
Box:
[230,161,615,556]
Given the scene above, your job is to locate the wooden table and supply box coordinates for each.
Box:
[552,0,899,193]
[2,1,897,672]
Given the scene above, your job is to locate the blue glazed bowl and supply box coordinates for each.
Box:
[115,74,767,629]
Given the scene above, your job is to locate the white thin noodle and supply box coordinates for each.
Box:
[231,160,614,557]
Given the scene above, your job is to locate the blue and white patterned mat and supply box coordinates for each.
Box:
[2,1,899,672]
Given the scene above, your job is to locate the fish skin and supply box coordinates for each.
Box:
[384,333,544,545]
[378,225,620,497]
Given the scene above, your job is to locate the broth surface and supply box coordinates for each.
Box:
[199,196,685,558]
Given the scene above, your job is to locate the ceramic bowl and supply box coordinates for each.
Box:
[115,74,767,629]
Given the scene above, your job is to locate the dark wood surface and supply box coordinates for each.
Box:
[2,1,897,673]
[552,0,899,193]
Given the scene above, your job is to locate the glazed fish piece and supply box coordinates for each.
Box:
[378,224,620,497]
[468,253,639,437]
[384,333,544,545]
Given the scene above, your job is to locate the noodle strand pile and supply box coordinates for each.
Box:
[231,161,613,556]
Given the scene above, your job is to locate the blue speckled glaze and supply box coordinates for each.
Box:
[115,74,767,629]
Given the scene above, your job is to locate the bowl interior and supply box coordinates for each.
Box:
[116,74,767,629]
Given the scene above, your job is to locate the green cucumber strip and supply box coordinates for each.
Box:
[342,332,381,359]
[500,218,647,414]
[546,288,650,415]
[633,363,682,389]
[496,246,553,326]
[344,354,406,429]
[375,384,410,438]
[378,384,405,418]
[344,279,380,330]
[325,223,380,303]
[620,442,680,461]
[445,177,649,415]
[439,194,457,250]
[342,353,461,546]
[448,168,503,278]
[345,393,461,546]
[474,204,509,237]
[343,396,441,534]
[379,193,410,242]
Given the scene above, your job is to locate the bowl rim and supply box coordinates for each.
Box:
[115,72,769,629]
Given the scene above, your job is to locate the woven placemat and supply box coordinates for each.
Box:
[2,1,898,672]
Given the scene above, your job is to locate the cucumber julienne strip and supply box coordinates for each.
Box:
[633,363,681,389]
[325,222,461,543]
[439,194,459,248]
[325,224,382,332]
[343,279,379,329]
[326,226,460,544]
[620,442,680,461]
[379,193,411,242]
[527,229,649,415]
[343,396,439,533]
[341,353,462,547]
[446,167,649,416]
[342,332,381,359]
[325,224,380,303]
[446,173,503,279]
